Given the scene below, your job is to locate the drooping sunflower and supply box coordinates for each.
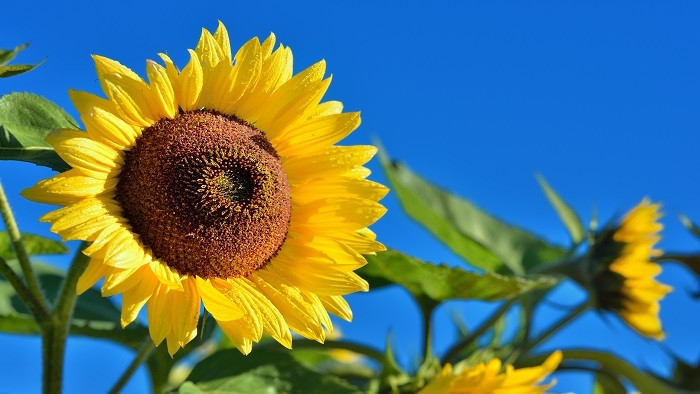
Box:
[418,351,562,394]
[23,22,387,355]
[589,199,671,339]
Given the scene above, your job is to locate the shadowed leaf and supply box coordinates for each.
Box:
[179,348,361,393]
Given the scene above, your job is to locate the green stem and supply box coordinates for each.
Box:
[419,301,434,361]
[0,180,49,312]
[283,339,385,363]
[441,298,516,364]
[0,256,50,322]
[43,242,90,394]
[518,300,590,359]
[109,339,155,394]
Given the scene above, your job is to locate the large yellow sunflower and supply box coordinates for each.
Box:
[418,351,562,394]
[591,199,671,339]
[22,22,387,355]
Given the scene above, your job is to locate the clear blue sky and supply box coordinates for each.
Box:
[2,1,699,392]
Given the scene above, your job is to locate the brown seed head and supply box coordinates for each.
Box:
[115,110,291,278]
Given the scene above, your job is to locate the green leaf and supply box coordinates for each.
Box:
[0,61,44,78]
[657,254,700,278]
[535,174,585,245]
[0,92,76,171]
[0,259,147,349]
[0,232,68,260]
[179,348,361,393]
[523,350,681,393]
[380,152,565,275]
[679,214,700,239]
[0,43,29,66]
[360,249,556,306]
[668,356,700,391]
[593,372,627,394]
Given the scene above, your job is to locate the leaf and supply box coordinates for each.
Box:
[657,254,700,278]
[668,355,700,390]
[0,92,76,171]
[593,372,627,394]
[0,43,29,66]
[360,249,556,306]
[180,348,361,393]
[0,232,68,260]
[0,61,44,78]
[535,174,585,245]
[0,259,147,349]
[380,152,565,275]
[523,350,680,393]
[679,214,700,239]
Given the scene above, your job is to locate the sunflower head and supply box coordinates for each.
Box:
[588,199,672,340]
[418,351,562,394]
[23,22,387,356]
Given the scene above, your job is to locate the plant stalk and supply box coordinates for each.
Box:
[109,339,155,394]
[518,300,590,359]
[0,180,49,312]
[43,242,90,394]
[442,298,516,364]
[0,256,50,322]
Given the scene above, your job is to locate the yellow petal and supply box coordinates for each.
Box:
[76,257,107,295]
[46,129,123,179]
[274,111,360,156]
[195,28,224,67]
[177,50,204,111]
[146,59,177,119]
[21,169,117,206]
[170,278,200,351]
[195,277,244,321]
[213,21,232,62]
[147,284,173,346]
[293,197,386,234]
[282,145,377,183]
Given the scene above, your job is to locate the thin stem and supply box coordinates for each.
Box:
[0,181,48,312]
[0,256,50,322]
[419,302,434,361]
[280,339,384,363]
[109,339,155,394]
[43,242,90,394]
[518,300,590,358]
[442,298,516,364]
[53,242,89,321]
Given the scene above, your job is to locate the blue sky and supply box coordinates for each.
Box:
[2,1,699,392]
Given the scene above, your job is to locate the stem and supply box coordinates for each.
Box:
[0,181,49,312]
[419,301,434,361]
[0,256,50,322]
[109,339,155,394]
[281,339,384,363]
[518,300,590,358]
[442,298,516,364]
[53,242,89,321]
[43,243,90,394]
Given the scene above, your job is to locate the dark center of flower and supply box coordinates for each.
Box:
[115,110,291,279]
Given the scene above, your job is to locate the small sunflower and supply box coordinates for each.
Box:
[418,351,562,394]
[590,199,672,339]
[23,22,387,355]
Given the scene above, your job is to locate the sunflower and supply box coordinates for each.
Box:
[418,351,562,394]
[22,22,387,355]
[590,199,671,339]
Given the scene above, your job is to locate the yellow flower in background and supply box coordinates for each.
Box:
[592,199,672,340]
[22,22,387,355]
[419,351,562,394]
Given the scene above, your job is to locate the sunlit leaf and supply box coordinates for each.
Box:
[380,151,565,275]
[522,350,679,393]
[360,249,556,307]
[593,372,627,394]
[179,348,361,393]
[0,61,44,79]
[0,43,29,66]
[535,174,585,245]
[0,232,68,260]
[0,93,75,171]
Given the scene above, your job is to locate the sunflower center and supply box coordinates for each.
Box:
[115,110,291,279]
